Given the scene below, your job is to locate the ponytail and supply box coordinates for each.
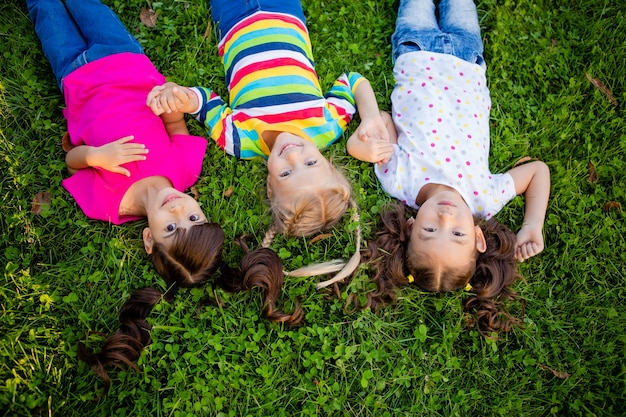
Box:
[353,203,412,309]
[77,222,301,396]
[463,217,522,334]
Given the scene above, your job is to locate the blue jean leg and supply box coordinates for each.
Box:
[209,0,306,40]
[438,0,484,66]
[27,0,86,90]
[391,0,485,67]
[27,0,143,90]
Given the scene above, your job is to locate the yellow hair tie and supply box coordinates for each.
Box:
[464,282,473,291]
[407,274,414,283]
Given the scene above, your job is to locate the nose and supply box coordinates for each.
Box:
[437,209,454,223]
[169,204,184,213]
[283,147,301,163]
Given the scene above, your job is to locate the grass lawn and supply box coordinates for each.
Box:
[1,0,625,415]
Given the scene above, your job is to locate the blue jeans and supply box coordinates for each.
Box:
[391,0,485,68]
[26,0,143,90]
[209,0,306,40]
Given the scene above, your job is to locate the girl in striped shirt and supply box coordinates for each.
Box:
[148,0,393,281]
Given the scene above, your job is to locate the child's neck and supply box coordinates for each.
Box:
[119,176,173,217]
[262,130,280,150]
[415,183,462,206]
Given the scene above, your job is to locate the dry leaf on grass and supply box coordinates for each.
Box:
[513,156,535,167]
[309,233,332,245]
[223,186,234,198]
[190,186,199,200]
[61,132,74,152]
[603,201,622,212]
[204,19,212,39]
[585,72,618,106]
[31,191,52,215]
[538,364,571,379]
[140,7,158,28]
[587,160,598,183]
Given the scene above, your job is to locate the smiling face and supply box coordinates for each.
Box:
[409,189,486,275]
[266,132,336,200]
[142,188,207,253]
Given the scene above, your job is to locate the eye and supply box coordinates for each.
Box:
[279,169,292,178]
[305,160,317,166]
[453,231,466,237]
[423,227,436,232]
[189,214,201,222]
[165,223,177,233]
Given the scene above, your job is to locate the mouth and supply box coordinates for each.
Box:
[279,143,300,156]
[161,194,180,207]
[438,201,456,207]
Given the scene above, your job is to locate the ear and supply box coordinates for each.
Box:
[143,227,154,254]
[474,225,487,253]
[406,216,415,228]
[266,176,272,198]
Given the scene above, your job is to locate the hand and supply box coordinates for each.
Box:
[347,130,394,164]
[346,112,395,164]
[147,82,196,115]
[88,136,148,177]
[515,223,544,262]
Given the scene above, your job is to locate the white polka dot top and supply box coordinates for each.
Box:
[375,51,516,219]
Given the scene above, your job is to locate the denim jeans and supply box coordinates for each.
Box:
[391,0,485,68]
[209,0,306,40]
[27,0,143,90]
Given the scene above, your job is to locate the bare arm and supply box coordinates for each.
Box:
[346,80,396,163]
[160,111,191,137]
[506,160,551,261]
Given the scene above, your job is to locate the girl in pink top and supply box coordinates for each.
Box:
[27,0,302,395]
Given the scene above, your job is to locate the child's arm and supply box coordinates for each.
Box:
[160,110,192,137]
[506,160,551,262]
[347,110,396,163]
[147,82,198,116]
[346,80,396,163]
[65,136,148,177]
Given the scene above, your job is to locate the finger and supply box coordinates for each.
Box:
[111,166,131,177]
[115,135,135,144]
[159,95,174,114]
[146,86,164,105]
[124,154,148,163]
[148,97,164,115]
[122,146,149,156]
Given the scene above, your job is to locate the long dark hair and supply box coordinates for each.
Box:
[357,203,522,335]
[77,222,302,396]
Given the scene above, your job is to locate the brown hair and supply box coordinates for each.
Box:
[77,222,302,396]
[357,203,522,335]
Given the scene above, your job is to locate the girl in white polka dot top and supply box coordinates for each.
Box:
[347,0,551,334]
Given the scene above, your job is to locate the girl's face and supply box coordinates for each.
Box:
[266,132,335,199]
[409,189,486,271]
[143,189,207,253]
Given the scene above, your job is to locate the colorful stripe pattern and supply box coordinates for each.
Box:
[194,11,363,159]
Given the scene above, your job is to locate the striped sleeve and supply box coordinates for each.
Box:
[324,72,365,125]
[192,86,235,156]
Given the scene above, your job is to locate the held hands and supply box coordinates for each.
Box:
[88,136,148,177]
[147,82,197,116]
[515,223,544,262]
[346,112,395,164]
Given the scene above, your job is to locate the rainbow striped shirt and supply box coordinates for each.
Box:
[191,11,365,159]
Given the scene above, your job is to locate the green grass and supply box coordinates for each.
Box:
[1,0,625,415]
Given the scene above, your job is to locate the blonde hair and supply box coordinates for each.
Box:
[262,166,361,288]
[266,165,351,239]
